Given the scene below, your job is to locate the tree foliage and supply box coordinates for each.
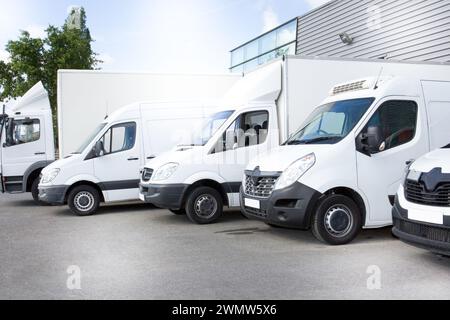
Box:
[0,7,100,145]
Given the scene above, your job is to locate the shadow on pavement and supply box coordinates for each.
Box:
[54,202,156,217]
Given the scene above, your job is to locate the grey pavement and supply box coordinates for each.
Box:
[1,192,449,300]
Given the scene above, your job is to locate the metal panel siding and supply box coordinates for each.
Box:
[296,0,450,62]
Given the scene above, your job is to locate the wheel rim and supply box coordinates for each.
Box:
[194,194,218,219]
[324,204,354,238]
[74,191,95,212]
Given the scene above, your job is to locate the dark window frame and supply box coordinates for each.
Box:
[363,99,419,153]
[99,121,137,157]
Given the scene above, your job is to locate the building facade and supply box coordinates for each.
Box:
[231,0,450,73]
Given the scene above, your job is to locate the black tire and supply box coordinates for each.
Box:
[170,209,186,215]
[31,177,41,204]
[311,194,362,245]
[67,185,100,216]
[185,186,223,224]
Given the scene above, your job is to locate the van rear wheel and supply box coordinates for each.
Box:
[311,194,362,245]
[185,187,223,224]
[68,185,100,216]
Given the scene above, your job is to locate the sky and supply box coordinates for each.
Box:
[0,0,330,74]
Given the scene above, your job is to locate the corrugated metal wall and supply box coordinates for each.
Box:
[296,0,450,62]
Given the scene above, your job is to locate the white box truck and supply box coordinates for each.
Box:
[39,101,217,215]
[0,82,55,202]
[139,56,450,224]
[392,82,450,255]
[241,67,450,245]
[57,70,240,158]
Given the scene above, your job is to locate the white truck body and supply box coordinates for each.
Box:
[0,82,55,200]
[241,62,450,245]
[139,56,450,225]
[57,70,240,158]
[39,101,216,214]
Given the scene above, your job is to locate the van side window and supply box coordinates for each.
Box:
[217,111,269,152]
[100,122,136,155]
[366,100,418,151]
[7,119,40,145]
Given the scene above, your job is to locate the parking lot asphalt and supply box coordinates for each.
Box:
[1,192,450,300]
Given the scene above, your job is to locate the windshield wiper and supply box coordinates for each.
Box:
[287,136,342,145]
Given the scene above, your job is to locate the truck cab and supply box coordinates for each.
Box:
[0,82,55,202]
[39,101,212,215]
[241,76,444,245]
[139,101,280,223]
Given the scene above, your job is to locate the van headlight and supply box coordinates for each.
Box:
[274,153,316,190]
[41,168,60,184]
[152,163,179,181]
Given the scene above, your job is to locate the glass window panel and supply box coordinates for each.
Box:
[9,119,40,145]
[244,40,259,61]
[231,47,244,67]
[276,20,297,47]
[259,31,277,54]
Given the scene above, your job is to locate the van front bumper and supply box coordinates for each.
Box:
[392,198,450,256]
[240,182,322,230]
[139,183,189,210]
[38,185,68,205]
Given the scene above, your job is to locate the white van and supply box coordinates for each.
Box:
[241,76,450,245]
[393,147,450,255]
[0,82,55,202]
[38,101,214,215]
[139,56,450,224]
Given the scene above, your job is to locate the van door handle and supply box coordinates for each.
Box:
[127,157,139,161]
[35,152,45,155]
[147,156,156,160]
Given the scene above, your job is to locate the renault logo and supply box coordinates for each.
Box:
[251,166,261,186]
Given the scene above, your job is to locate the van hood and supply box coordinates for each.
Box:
[42,153,83,173]
[411,148,450,174]
[247,145,328,172]
[143,145,204,170]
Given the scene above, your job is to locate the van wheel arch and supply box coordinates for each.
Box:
[182,180,228,208]
[64,181,105,204]
[26,168,44,192]
[312,187,366,226]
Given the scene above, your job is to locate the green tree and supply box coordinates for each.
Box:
[0,7,100,146]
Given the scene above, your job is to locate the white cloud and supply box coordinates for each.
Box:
[24,25,46,39]
[0,49,10,62]
[305,0,330,9]
[98,53,114,65]
[262,6,279,32]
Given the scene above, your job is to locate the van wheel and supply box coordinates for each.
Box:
[185,187,223,224]
[68,185,100,216]
[170,209,186,215]
[311,194,362,245]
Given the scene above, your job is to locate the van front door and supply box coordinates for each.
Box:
[93,121,142,202]
[356,98,427,226]
[212,108,276,206]
[2,117,46,193]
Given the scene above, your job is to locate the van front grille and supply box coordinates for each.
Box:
[244,175,278,198]
[394,218,450,243]
[405,180,450,207]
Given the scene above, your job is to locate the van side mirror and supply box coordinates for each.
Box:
[93,140,105,157]
[357,126,384,155]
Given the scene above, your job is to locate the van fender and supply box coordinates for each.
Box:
[22,160,54,192]
[183,171,227,185]
[315,179,371,225]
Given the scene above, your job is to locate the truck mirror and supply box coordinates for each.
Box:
[366,126,384,154]
[357,125,384,155]
[93,140,105,157]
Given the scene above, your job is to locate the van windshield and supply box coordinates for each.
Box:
[73,123,107,154]
[191,110,234,146]
[286,98,375,145]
